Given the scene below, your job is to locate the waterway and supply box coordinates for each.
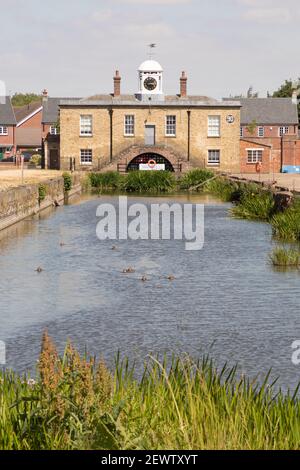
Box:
[0,193,299,391]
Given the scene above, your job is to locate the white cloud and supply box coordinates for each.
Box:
[124,21,174,39]
[236,0,300,23]
[118,0,191,4]
[243,7,292,24]
[92,9,113,23]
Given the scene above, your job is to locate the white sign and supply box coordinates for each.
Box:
[139,164,165,171]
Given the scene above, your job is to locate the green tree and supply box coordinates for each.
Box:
[272,79,300,124]
[272,79,295,98]
[11,93,41,107]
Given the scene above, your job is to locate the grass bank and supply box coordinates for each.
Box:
[1,333,300,450]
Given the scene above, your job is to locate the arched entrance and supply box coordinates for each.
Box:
[127,153,174,172]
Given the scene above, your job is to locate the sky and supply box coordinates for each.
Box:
[0,0,299,99]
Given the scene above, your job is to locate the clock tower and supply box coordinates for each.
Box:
[136,60,164,102]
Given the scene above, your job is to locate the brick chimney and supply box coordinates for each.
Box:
[113,70,121,97]
[180,71,187,98]
[42,89,48,103]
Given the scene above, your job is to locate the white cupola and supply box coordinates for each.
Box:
[137,60,164,102]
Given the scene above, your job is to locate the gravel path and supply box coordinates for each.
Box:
[0,169,63,190]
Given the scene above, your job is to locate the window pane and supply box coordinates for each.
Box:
[208,150,220,165]
[208,116,220,137]
[124,115,134,135]
[80,115,92,135]
[166,115,176,136]
[80,149,92,164]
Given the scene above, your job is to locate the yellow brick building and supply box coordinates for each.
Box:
[58,60,241,173]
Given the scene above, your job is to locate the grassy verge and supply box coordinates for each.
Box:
[231,189,275,221]
[2,333,300,450]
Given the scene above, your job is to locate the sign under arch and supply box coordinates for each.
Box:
[127,153,175,172]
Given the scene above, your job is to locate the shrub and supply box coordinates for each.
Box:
[269,247,300,268]
[38,184,47,203]
[89,171,123,190]
[62,172,72,192]
[205,177,240,202]
[30,154,41,166]
[123,171,176,193]
[231,190,275,221]
[179,169,214,190]
[271,200,300,242]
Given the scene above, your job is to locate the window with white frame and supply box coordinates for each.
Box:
[279,126,289,137]
[247,149,263,163]
[80,149,92,165]
[165,115,176,136]
[240,126,244,138]
[258,127,264,137]
[208,150,220,165]
[50,125,59,135]
[208,116,220,137]
[80,115,93,136]
[124,115,135,136]
[0,126,8,135]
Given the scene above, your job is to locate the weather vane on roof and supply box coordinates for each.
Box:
[148,43,157,60]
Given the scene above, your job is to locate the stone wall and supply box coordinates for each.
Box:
[0,174,81,232]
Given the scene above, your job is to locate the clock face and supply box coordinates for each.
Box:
[144,77,157,91]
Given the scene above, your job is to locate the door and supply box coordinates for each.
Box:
[49,149,59,170]
[145,125,155,146]
[0,148,3,161]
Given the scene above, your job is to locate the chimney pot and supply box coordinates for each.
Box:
[42,89,48,102]
[113,70,121,97]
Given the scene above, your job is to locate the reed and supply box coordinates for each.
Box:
[271,200,300,242]
[179,169,214,190]
[89,171,124,190]
[204,177,240,202]
[269,247,300,268]
[123,171,176,193]
[1,334,300,450]
[231,190,275,221]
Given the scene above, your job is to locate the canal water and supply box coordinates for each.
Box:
[0,193,300,392]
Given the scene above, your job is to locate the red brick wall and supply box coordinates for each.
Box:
[18,109,42,129]
[282,135,300,167]
[0,126,16,157]
[241,125,297,140]
[240,139,271,174]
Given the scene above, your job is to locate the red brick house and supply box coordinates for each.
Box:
[237,98,299,173]
[41,91,81,169]
[14,100,43,157]
[0,96,16,160]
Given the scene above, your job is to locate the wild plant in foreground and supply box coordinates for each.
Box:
[2,335,300,450]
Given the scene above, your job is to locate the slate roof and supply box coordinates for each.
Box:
[225,98,298,125]
[14,101,42,124]
[0,97,16,125]
[42,97,81,124]
[60,95,240,108]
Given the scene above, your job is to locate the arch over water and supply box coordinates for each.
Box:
[127,153,175,172]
